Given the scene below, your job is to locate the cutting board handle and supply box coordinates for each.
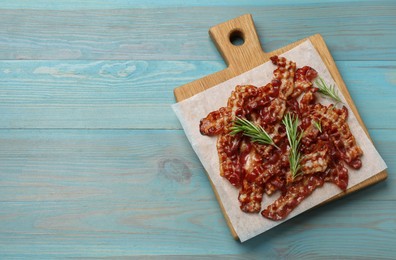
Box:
[209,14,268,72]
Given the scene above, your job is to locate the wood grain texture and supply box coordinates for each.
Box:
[0,129,393,200]
[0,0,395,258]
[0,60,221,129]
[0,0,382,9]
[0,60,394,129]
[0,2,395,60]
[0,129,394,258]
[174,14,387,240]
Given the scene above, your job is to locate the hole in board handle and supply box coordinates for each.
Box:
[229,29,245,46]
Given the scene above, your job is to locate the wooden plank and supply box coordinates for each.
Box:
[0,199,395,258]
[0,2,394,60]
[0,129,394,258]
[173,14,387,239]
[0,129,393,201]
[0,60,221,129]
[340,61,396,129]
[0,0,379,9]
[0,60,394,129]
[0,130,207,202]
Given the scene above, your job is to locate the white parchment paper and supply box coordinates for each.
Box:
[172,40,387,242]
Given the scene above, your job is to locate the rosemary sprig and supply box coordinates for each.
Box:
[282,113,303,180]
[313,120,322,133]
[230,117,279,149]
[315,77,342,104]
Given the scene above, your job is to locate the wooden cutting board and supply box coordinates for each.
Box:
[173,14,387,239]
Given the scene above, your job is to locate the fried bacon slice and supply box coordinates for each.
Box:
[239,159,282,213]
[199,55,363,221]
[300,142,330,175]
[310,103,363,169]
[292,66,318,98]
[216,133,244,186]
[262,174,325,220]
[270,56,296,99]
[199,107,232,136]
[325,162,349,191]
[200,85,259,136]
[264,175,286,196]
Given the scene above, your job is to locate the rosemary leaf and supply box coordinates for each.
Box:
[315,77,342,104]
[282,113,303,180]
[230,117,278,149]
[313,120,322,133]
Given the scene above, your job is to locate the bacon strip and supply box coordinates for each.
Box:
[264,175,286,196]
[262,175,325,220]
[216,133,243,186]
[325,163,349,191]
[300,147,330,175]
[239,160,281,213]
[200,85,259,136]
[292,66,318,98]
[199,107,232,136]
[311,104,363,169]
[271,56,296,99]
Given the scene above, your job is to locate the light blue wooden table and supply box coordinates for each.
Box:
[0,1,395,258]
